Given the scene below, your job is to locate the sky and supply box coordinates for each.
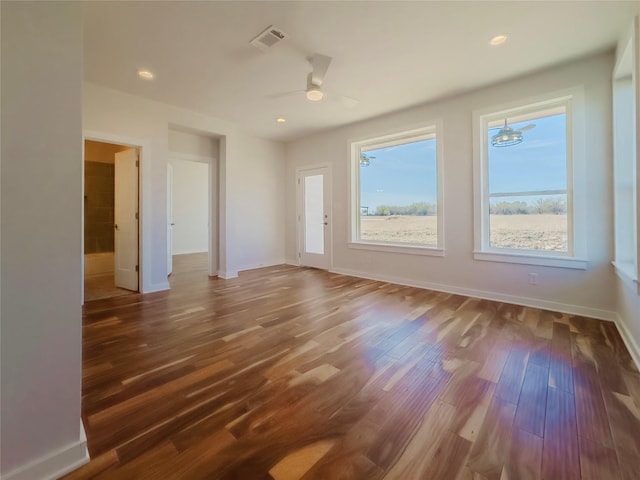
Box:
[359,113,567,212]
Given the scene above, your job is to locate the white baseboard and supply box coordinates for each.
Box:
[285,258,299,266]
[218,270,239,279]
[236,258,286,273]
[614,313,640,372]
[142,281,171,294]
[3,421,89,480]
[172,249,208,256]
[329,266,617,322]
[212,259,286,279]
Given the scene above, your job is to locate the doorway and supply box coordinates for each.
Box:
[84,140,139,301]
[167,157,210,275]
[167,127,219,279]
[298,166,331,269]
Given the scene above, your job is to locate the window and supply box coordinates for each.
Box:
[612,28,639,287]
[474,92,587,269]
[350,124,443,254]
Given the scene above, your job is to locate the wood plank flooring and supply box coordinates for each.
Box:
[63,253,640,480]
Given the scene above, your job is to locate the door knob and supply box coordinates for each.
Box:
[114,224,118,230]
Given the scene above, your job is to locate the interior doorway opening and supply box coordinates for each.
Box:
[167,127,219,280]
[84,139,140,301]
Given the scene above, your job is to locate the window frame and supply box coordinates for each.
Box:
[348,122,444,256]
[612,19,640,290]
[473,89,588,269]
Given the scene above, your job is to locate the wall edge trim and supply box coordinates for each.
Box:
[3,422,89,480]
[143,281,170,294]
[614,313,640,372]
[329,266,617,321]
[218,270,239,279]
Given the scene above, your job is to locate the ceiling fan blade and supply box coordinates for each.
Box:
[324,91,359,108]
[338,94,359,109]
[265,89,304,100]
[519,123,536,131]
[310,54,332,86]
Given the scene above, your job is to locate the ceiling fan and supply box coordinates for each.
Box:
[490,119,536,147]
[267,53,359,108]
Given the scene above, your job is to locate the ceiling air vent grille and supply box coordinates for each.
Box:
[250,25,288,51]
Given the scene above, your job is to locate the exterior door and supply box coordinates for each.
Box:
[299,167,331,269]
[114,149,139,291]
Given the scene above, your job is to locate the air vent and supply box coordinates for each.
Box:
[250,25,288,51]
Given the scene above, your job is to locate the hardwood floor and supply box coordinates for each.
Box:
[84,273,134,302]
[63,254,640,479]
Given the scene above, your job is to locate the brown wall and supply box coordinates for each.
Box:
[84,140,131,254]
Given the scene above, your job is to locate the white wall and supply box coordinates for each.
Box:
[285,52,616,320]
[169,128,219,159]
[1,2,88,479]
[84,82,286,282]
[169,158,209,254]
[233,133,287,272]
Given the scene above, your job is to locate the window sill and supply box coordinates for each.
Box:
[348,242,444,257]
[473,250,588,269]
[612,261,638,284]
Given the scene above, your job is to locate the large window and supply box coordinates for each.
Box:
[350,125,443,254]
[474,93,587,269]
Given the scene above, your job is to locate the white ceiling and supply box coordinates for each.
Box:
[83,1,638,142]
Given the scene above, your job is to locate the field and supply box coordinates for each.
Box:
[360,214,568,251]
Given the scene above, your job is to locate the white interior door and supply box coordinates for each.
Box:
[167,163,174,276]
[115,149,139,291]
[299,167,331,269]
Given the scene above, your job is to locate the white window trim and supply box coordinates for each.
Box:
[612,17,640,292]
[472,87,587,270]
[348,121,444,254]
[612,261,638,285]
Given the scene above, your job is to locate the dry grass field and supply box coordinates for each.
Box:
[361,214,567,251]
[361,215,438,246]
[489,214,567,251]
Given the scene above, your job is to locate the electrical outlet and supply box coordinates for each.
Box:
[528,273,538,285]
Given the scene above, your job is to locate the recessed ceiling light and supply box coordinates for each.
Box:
[137,69,154,80]
[489,34,508,46]
[276,117,286,124]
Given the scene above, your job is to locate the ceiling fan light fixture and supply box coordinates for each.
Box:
[306,86,324,102]
[491,126,523,147]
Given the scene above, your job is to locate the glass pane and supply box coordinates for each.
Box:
[359,138,437,246]
[489,194,568,251]
[304,174,324,254]
[488,111,567,194]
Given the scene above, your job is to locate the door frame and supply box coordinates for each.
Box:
[82,131,148,304]
[167,151,218,277]
[167,162,174,276]
[296,163,333,270]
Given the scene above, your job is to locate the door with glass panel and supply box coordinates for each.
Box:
[299,167,331,269]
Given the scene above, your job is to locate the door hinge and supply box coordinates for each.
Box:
[297,215,300,222]
[135,265,139,272]
[135,212,139,220]
[135,160,139,167]
[298,252,301,258]
[297,178,300,185]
